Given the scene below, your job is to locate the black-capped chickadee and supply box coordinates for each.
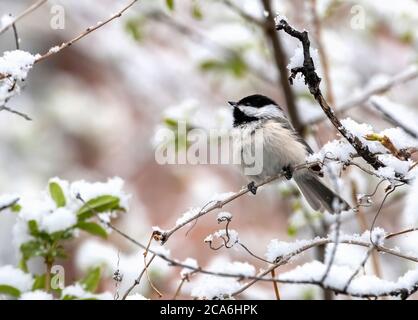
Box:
[228,94,350,214]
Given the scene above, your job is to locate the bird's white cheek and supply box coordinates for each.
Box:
[238,105,283,118]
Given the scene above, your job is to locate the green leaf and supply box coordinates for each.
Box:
[0,285,21,297]
[166,0,174,11]
[77,195,122,220]
[28,220,40,237]
[49,182,66,207]
[20,240,44,261]
[81,267,101,292]
[11,203,21,212]
[200,54,248,78]
[287,225,298,237]
[77,222,108,239]
[164,118,179,129]
[18,258,28,273]
[125,19,142,41]
[191,2,203,20]
[32,274,46,290]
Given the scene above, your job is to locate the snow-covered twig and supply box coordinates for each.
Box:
[370,98,418,140]
[107,218,418,299]
[276,18,394,170]
[35,0,139,63]
[0,197,19,212]
[0,0,48,36]
[153,161,323,244]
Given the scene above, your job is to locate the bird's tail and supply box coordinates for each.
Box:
[294,172,350,214]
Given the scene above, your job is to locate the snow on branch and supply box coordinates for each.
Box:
[152,161,324,244]
[107,220,418,299]
[307,117,418,181]
[34,0,139,63]
[276,19,387,170]
[0,0,47,36]
[0,0,139,120]
[0,194,19,212]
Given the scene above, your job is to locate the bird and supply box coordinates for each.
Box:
[228,94,350,214]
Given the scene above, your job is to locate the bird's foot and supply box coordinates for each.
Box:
[247,181,258,195]
[283,165,294,180]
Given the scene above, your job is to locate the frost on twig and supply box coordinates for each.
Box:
[276,18,387,170]
[0,50,37,119]
[0,194,19,212]
[277,260,418,299]
[307,118,418,182]
[205,229,239,250]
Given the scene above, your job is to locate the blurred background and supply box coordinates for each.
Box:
[0,0,418,300]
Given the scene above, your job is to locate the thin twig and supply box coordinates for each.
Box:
[155,161,322,244]
[369,99,418,139]
[351,179,383,279]
[12,23,20,50]
[0,198,19,212]
[370,184,404,245]
[343,245,374,292]
[35,0,139,63]
[261,0,302,134]
[109,221,418,299]
[310,0,335,105]
[144,259,162,298]
[320,162,344,285]
[0,105,32,121]
[0,0,48,35]
[221,0,265,27]
[122,253,156,300]
[149,11,275,86]
[276,18,385,170]
[271,269,281,300]
[172,277,187,300]
[306,66,418,125]
[386,227,418,240]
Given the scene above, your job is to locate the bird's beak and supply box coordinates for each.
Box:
[228,101,237,108]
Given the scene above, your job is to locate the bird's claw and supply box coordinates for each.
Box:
[283,165,294,180]
[247,181,258,195]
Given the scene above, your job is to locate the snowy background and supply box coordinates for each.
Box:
[0,0,418,300]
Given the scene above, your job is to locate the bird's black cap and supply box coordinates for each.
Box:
[236,94,278,109]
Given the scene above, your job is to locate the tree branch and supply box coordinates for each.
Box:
[309,0,335,105]
[0,198,19,212]
[369,99,418,140]
[35,0,139,63]
[0,0,48,35]
[276,19,385,170]
[306,66,418,125]
[154,161,321,244]
[110,221,418,299]
[221,0,265,27]
[261,0,302,134]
